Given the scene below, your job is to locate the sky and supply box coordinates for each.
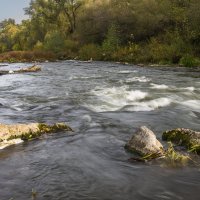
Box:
[0,0,30,23]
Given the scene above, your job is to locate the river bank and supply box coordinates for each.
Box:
[0,50,200,68]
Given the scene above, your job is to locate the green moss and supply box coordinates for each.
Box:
[124,144,164,161]
[162,129,200,154]
[7,123,73,141]
[162,130,191,146]
[163,130,190,147]
[126,141,192,166]
[38,123,73,133]
[189,145,200,154]
[164,142,190,167]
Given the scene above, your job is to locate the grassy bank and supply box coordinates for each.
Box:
[0,48,200,68]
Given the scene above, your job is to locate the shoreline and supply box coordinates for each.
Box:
[0,51,200,68]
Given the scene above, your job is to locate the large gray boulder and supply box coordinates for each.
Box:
[125,126,164,156]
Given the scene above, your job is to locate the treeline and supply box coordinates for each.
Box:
[0,0,200,66]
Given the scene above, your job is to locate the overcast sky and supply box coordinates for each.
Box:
[0,0,30,23]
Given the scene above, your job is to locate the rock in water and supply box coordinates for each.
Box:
[0,123,73,149]
[125,126,164,156]
[162,128,200,154]
[18,65,41,73]
[0,65,41,75]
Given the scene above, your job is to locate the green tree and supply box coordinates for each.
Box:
[44,31,65,53]
[102,24,120,55]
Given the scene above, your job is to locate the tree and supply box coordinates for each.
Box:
[25,0,82,35]
[55,0,82,33]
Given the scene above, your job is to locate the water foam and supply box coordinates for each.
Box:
[85,86,148,112]
[150,83,169,89]
[126,76,151,83]
[184,87,195,91]
[0,139,23,150]
[125,97,172,112]
[181,100,200,110]
[118,70,137,74]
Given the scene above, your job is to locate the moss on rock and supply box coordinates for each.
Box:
[162,128,200,154]
[0,65,41,76]
[0,123,73,148]
[18,65,41,73]
[163,142,191,167]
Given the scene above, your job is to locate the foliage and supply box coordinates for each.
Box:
[33,41,44,51]
[180,55,200,67]
[44,31,65,53]
[164,142,190,167]
[102,24,120,58]
[0,0,200,65]
[0,51,56,62]
[79,44,102,60]
[112,43,141,63]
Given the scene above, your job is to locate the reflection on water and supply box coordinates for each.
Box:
[0,61,200,200]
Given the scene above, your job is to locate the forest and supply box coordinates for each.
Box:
[0,0,200,67]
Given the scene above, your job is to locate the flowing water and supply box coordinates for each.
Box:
[0,61,200,200]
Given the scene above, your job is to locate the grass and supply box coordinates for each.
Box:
[164,142,190,167]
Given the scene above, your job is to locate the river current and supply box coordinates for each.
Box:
[0,61,200,200]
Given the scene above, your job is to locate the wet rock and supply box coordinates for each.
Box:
[125,126,164,157]
[162,128,200,154]
[0,123,73,149]
[0,65,41,75]
[18,65,41,73]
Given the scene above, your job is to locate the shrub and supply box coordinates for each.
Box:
[64,39,79,52]
[44,31,65,53]
[179,54,200,67]
[33,41,44,51]
[12,44,21,51]
[112,43,141,63]
[102,24,120,59]
[0,51,56,62]
[79,44,102,60]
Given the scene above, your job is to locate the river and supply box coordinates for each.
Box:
[0,61,200,200]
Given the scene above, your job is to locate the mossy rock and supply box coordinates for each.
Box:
[18,65,41,73]
[0,123,73,145]
[0,65,41,76]
[163,142,191,167]
[162,128,200,154]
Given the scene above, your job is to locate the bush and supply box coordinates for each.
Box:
[0,51,56,62]
[146,37,184,64]
[112,43,141,63]
[102,24,120,59]
[12,43,21,51]
[44,31,65,53]
[179,55,200,67]
[64,39,79,52]
[79,44,102,60]
[33,41,44,51]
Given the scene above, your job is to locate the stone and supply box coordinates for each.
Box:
[0,65,41,75]
[162,128,200,154]
[0,123,73,149]
[18,65,41,73]
[125,126,164,156]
